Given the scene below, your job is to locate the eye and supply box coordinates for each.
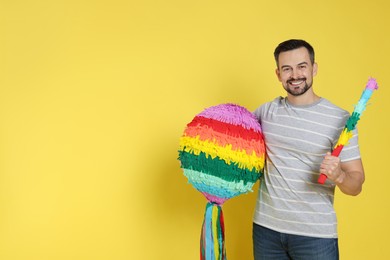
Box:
[299,65,307,69]
[282,67,292,72]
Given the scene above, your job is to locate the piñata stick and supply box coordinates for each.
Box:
[318,78,379,184]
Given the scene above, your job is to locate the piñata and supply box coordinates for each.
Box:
[178,103,265,260]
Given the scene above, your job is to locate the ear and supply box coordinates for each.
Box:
[275,68,282,82]
[313,63,318,76]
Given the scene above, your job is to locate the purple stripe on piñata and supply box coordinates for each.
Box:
[197,104,261,132]
[202,192,228,205]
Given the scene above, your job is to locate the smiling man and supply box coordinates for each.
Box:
[252,39,365,260]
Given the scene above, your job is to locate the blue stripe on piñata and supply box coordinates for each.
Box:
[205,203,213,259]
[183,169,256,198]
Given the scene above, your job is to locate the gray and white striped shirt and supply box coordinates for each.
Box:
[253,97,360,238]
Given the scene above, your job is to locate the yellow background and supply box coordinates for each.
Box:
[0,0,389,259]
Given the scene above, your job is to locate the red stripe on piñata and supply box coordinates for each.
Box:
[187,116,262,141]
[184,125,265,157]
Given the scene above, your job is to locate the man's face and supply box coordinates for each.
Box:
[276,47,318,96]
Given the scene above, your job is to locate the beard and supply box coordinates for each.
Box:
[284,78,313,96]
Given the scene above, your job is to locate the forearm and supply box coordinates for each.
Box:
[335,169,365,196]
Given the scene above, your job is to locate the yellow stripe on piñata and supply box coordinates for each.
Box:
[335,129,354,147]
[179,135,265,172]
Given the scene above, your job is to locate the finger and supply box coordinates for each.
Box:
[321,160,333,167]
[320,167,332,177]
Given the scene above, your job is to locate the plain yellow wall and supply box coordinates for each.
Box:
[0,0,389,259]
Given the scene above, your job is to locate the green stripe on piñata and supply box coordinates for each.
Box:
[178,150,261,184]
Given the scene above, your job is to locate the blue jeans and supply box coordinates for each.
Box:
[253,224,339,260]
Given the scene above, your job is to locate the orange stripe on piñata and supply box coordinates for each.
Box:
[184,125,265,157]
[179,135,265,172]
[187,116,262,141]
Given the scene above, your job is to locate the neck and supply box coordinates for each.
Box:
[286,90,320,106]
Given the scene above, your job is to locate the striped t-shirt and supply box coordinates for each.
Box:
[253,97,361,238]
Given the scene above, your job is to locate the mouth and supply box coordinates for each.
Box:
[288,78,306,87]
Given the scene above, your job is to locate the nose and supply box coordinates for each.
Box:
[292,69,301,79]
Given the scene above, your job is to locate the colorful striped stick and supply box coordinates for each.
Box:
[318,78,379,184]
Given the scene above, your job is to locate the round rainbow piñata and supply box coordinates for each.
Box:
[178,103,265,260]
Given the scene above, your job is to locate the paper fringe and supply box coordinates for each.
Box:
[183,124,265,157]
[333,78,378,152]
[183,168,256,199]
[179,136,264,172]
[200,203,226,260]
[178,151,261,185]
[197,103,262,131]
[345,112,360,131]
[187,116,263,140]
[335,129,354,147]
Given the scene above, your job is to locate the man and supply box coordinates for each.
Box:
[252,39,365,260]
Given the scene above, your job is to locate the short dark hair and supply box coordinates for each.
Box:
[274,39,315,66]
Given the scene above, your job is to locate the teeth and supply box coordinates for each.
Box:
[290,80,303,86]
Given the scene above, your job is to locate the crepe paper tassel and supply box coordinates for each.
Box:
[200,203,226,260]
[318,78,378,184]
[178,103,265,259]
